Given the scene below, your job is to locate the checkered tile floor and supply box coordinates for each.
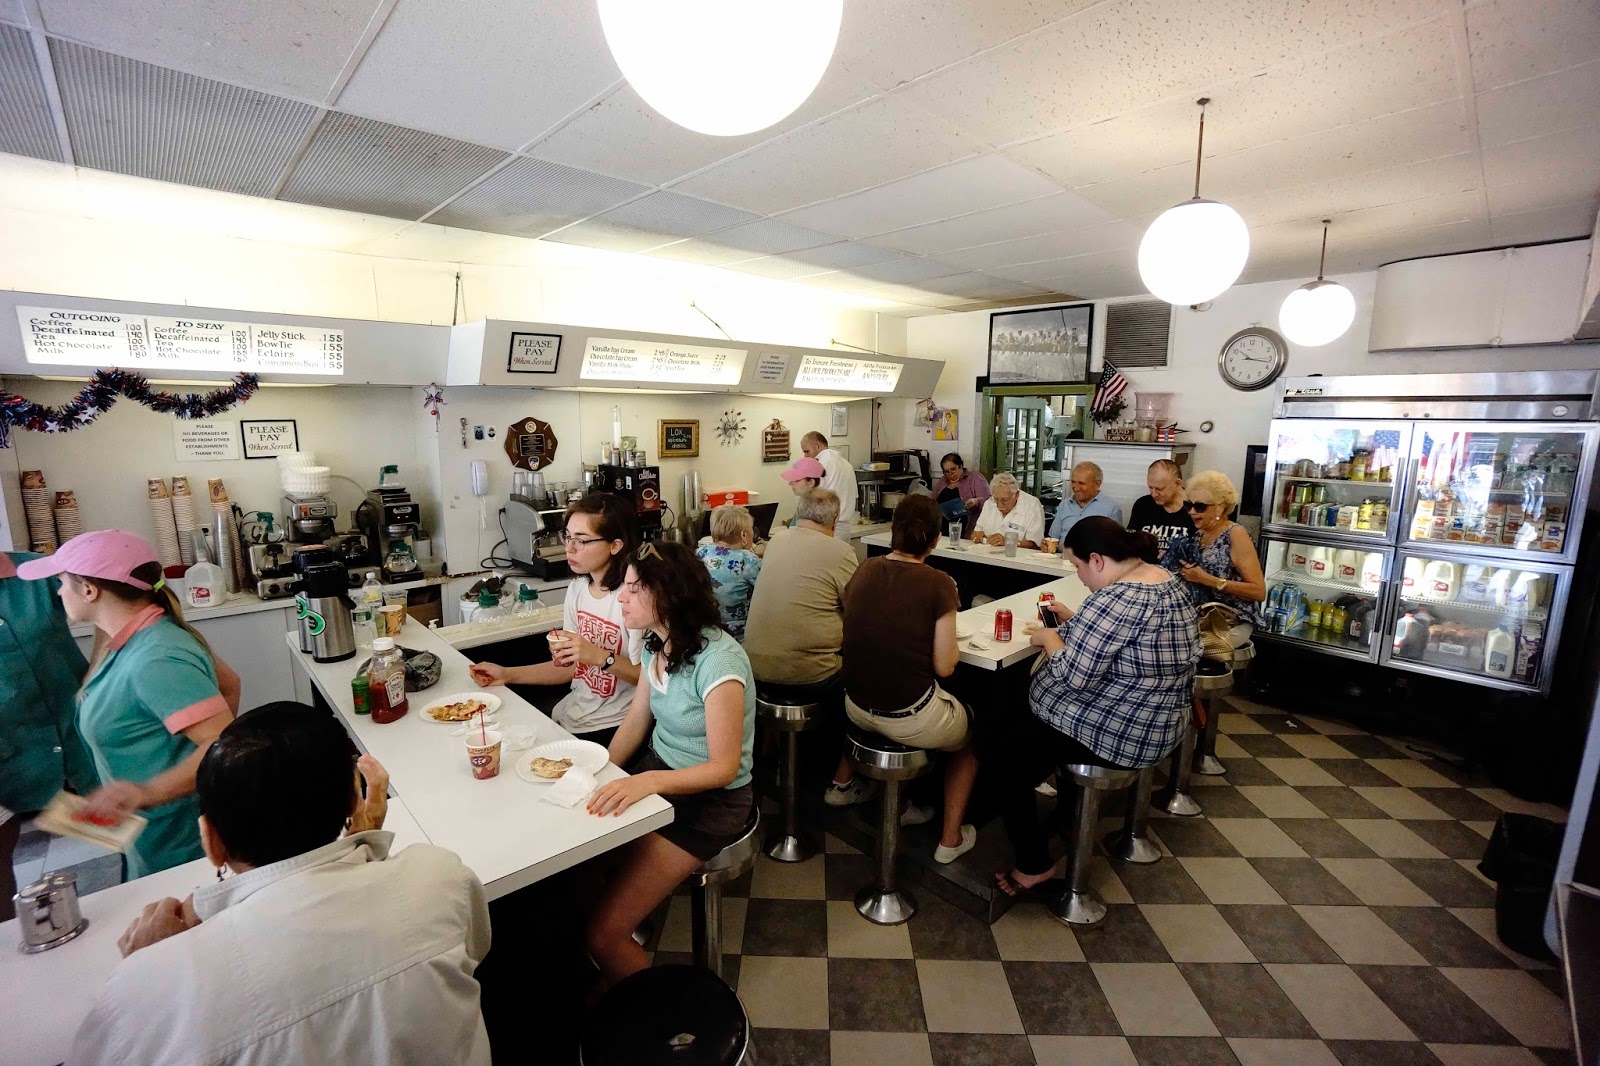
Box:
[640,695,1576,1066]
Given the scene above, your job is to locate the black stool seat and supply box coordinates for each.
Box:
[580,964,749,1066]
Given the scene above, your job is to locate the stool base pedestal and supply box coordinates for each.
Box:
[855,884,917,926]
[1194,755,1227,776]
[1103,829,1161,864]
[1050,888,1108,927]
[766,833,813,864]
[1163,790,1203,816]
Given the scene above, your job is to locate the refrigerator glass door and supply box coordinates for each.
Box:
[1381,549,1569,694]
[1402,422,1596,565]
[1264,420,1411,542]
[1258,534,1386,662]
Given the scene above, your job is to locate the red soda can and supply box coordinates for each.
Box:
[994,609,1013,642]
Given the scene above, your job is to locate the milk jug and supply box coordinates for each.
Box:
[1508,571,1546,610]
[1460,564,1493,604]
[1333,549,1359,585]
[1421,559,1460,600]
[1360,553,1385,593]
[1488,568,1516,607]
[1484,626,1515,678]
[1287,543,1309,574]
[1306,545,1334,582]
[1401,557,1424,596]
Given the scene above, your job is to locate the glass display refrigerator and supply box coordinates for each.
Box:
[1257,372,1598,695]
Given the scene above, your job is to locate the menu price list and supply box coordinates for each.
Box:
[17,306,345,375]
[580,338,746,386]
[792,354,902,392]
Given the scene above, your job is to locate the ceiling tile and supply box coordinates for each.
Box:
[991,248,1141,285]
[542,191,759,254]
[1476,59,1600,148]
[1229,154,1482,230]
[1483,126,1600,211]
[644,219,839,268]
[1466,0,1600,90]
[336,0,627,151]
[0,2,26,27]
[848,257,967,284]
[1035,269,1147,301]
[428,155,649,238]
[1487,198,1600,244]
[672,93,985,214]
[38,0,374,101]
[529,62,879,186]
[778,154,1065,238]
[721,256,842,281]
[280,111,509,220]
[0,24,62,163]
[778,241,911,272]
[932,221,1144,271]
[912,272,1049,300]
[870,192,1117,256]
[52,40,319,195]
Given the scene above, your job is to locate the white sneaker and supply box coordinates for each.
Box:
[899,803,935,827]
[934,825,978,864]
[824,778,876,807]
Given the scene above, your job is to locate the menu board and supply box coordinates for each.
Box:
[580,337,746,386]
[16,306,345,375]
[792,354,903,393]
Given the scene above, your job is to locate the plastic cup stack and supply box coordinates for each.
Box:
[20,470,56,554]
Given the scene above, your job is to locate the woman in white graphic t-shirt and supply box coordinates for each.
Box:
[470,494,644,747]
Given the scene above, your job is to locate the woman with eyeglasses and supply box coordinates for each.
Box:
[581,540,756,984]
[469,494,643,749]
[1160,470,1266,643]
[936,453,990,538]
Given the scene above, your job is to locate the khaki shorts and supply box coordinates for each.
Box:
[846,685,970,753]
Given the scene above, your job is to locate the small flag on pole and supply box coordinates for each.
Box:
[1091,363,1130,415]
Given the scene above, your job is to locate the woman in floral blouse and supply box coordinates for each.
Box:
[695,505,763,641]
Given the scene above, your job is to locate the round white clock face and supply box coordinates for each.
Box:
[1219,328,1288,391]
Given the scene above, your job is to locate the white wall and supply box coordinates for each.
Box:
[899,272,1600,492]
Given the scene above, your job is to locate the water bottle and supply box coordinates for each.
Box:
[352,602,377,650]
[512,583,540,618]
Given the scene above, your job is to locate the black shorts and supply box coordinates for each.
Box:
[627,748,754,862]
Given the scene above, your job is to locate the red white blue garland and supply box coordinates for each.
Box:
[0,369,260,447]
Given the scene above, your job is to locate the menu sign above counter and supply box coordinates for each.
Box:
[580,337,746,386]
[16,306,346,375]
[792,354,903,393]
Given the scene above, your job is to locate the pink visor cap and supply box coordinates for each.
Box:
[15,529,161,589]
[781,457,826,483]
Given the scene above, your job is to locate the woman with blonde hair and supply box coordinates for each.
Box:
[1160,470,1266,647]
[19,530,239,880]
[696,504,762,641]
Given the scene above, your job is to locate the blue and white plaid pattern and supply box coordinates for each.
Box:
[1029,579,1200,768]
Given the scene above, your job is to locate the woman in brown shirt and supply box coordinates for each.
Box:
[841,495,979,865]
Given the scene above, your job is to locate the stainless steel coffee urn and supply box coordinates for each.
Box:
[15,870,88,954]
[297,562,356,663]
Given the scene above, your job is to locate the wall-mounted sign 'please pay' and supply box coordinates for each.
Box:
[16,306,346,375]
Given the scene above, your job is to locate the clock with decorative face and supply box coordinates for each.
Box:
[1218,326,1289,391]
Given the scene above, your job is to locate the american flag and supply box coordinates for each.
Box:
[1091,362,1130,415]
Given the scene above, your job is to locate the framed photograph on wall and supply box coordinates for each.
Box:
[829,404,848,438]
[988,303,1095,385]
[658,419,700,458]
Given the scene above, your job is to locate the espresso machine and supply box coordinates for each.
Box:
[595,463,663,541]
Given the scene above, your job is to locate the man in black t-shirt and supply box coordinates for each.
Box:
[1127,458,1196,555]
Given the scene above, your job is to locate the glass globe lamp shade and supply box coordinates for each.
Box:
[598,0,843,137]
[1137,199,1251,305]
[1279,279,1356,347]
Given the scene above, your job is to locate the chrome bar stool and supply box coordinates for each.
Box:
[1159,713,1203,817]
[1050,761,1140,926]
[1192,658,1236,776]
[580,963,753,1065]
[690,808,761,979]
[846,727,933,925]
[1103,764,1161,864]
[756,689,823,863]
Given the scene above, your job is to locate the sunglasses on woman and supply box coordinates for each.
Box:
[1186,500,1213,513]
[634,541,662,561]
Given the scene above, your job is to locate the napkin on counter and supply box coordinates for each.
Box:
[541,768,599,809]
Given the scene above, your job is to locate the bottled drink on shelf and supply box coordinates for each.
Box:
[1421,559,1460,600]
[1484,626,1515,678]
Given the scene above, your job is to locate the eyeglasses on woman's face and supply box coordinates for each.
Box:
[558,530,607,546]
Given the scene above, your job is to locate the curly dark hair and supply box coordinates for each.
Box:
[630,540,724,674]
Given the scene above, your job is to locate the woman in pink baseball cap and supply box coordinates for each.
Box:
[18,530,240,880]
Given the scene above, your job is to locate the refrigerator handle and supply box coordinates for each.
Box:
[1394,454,1422,545]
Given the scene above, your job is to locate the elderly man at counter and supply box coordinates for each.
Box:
[1047,461,1123,545]
[970,471,1045,549]
[801,431,858,541]
[936,452,990,538]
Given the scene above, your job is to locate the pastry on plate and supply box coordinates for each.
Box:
[530,756,574,779]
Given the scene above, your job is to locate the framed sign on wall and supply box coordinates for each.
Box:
[240,419,299,459]
[507,332,562,374]
[658,419,699,458]
[761,419,791,464]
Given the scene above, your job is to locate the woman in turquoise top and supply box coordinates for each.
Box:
[584,540,755,984]
[0,551,100,921]
[19,530,239,881]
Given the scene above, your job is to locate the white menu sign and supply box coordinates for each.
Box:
[580,337,746,386]
[792,354,903,393]
[173,420,241,462]
[16,306,345,375]
[754,351,790,384]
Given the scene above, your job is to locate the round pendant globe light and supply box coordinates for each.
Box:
[597,0,844,137]
[1137,98,1250,305]
[1278,220,1356,346]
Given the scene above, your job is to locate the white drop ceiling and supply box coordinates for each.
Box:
[0,0,1597,316]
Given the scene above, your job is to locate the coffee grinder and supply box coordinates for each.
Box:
[595,463,663,541]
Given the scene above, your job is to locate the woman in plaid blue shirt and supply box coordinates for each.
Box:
[984,517,1199,898]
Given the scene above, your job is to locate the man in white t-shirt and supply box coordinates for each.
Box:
[969,471,1046,548]
[801,431,857,542]
[470,496,643,746]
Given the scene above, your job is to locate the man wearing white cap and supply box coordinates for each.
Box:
[801,431,857,541]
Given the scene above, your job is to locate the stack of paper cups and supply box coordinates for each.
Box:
[52,491,83,544]
[20,470,56,553]
[208,478,249,592]
[146,479,182,569]
[169,477,198,565]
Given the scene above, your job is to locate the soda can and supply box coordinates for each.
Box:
[994,609,1013,642]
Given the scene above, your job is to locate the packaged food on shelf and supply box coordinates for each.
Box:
[1515,623,1543,682]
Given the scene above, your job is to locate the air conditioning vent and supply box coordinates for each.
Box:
[1104,299,1171,368]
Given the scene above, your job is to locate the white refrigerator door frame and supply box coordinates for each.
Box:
[1377,549,1572,696]
[1256,532,1390,664]
[1397,419,1599,567]
[1261,418,1413,546]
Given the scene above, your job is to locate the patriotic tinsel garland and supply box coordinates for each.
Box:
[0,370,259,447]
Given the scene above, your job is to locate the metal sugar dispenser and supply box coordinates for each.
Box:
[15,870,88,954]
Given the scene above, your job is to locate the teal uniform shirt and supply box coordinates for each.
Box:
[0,552,99,814]
[642,628,756,789]
[78,605,230,879]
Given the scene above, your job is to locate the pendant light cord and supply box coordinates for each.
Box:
[1317,219,1331,280]
[1192,97,1210,200]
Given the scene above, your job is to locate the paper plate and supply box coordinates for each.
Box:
[516,738,610,784]
[418,692,502,724]
[956,621,976,640]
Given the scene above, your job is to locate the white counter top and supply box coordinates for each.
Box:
[436,604,567,650]
[0,801,430,1066]
[861,531,1073,579]
[849,520,893,540]
[287,619,672,901]
[956,576,1089,671]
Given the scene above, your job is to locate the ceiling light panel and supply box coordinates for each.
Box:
[38,0,371,101]
[0,24,62,163]
[1465,0,1600,90]
[872,192,1117,256]
[279,111,509,221]
[429,155,650,238]
[51,41,319,196]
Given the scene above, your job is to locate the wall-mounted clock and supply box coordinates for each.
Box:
[1218,326,1289,391]
[715,409,746,446]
